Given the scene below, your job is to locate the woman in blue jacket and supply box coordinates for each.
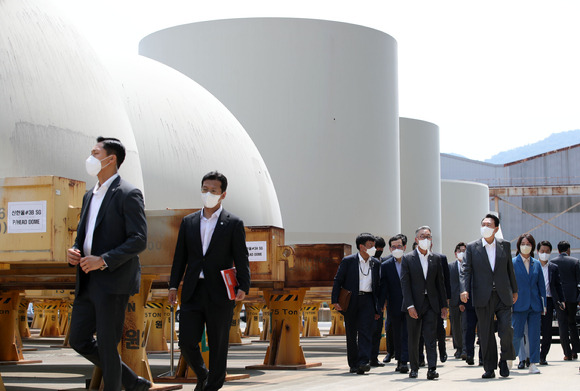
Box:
[512,233,546,374]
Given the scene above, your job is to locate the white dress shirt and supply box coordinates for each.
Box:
[83,173,119,259]
[358,252,373,293]
[199,206,223,278]
[417,248,430,280]
[482,237,497,271]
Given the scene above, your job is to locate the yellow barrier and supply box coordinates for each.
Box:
[243,303,263,337]
[328,305,346,336]
[301,302,321,337]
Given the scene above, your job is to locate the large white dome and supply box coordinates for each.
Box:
[0,0,143,189]
[107,55,282,226]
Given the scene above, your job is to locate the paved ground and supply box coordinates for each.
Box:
[2,323,580,390]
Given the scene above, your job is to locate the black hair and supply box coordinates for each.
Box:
[356,233,376,250]
[482,213,500,227]
[375,236,386,248]
[388,234,408,247]
[202,171,228,192]
[97,137,125,168]
[454,242,467,253]
[537,240,552,252]
[557,240,571,253]
[515,233,536,258]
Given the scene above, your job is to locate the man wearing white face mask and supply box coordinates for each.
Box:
[448,242,467,360]
[332,233,381,374]
[169,171,250,391]
[460,213,518,379]
[400,226,448,380]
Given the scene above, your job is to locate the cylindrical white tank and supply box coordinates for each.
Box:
[108,55,282,226]
[0,0,143,189]
[399,118,442,253]
[139,18,400,246]
[441,179,490,259]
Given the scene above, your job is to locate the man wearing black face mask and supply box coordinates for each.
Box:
[370,237,387,367]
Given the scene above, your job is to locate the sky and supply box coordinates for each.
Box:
[49,0,580,161]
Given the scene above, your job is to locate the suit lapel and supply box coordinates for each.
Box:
[206,209,229,255]
[94,176,121,230]
[191,212,203,256]
[476,240,494,274]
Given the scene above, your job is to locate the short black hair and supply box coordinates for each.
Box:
[516,233,536,258]
[388,234,408,247]
[454,242,466,253]
[97,137,125,168]
[202,171,228,192]
[375,236,386,248]
[557,240,571,253]
[482,213,500,227]
[537,240,552,252]
[356,233,376,250]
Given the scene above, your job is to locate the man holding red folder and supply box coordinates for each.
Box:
[169,171,250,391]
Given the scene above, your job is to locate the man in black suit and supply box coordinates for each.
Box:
[550,240,580,360]
[370,236,386,367]
[401,226,448,380]
[460,213,518,379]
[379,234,410,373]
[331,233,381,374]
[536,240,565,365]
[449,242,466,360]
[169,171,250,391]
[67,137,150,391]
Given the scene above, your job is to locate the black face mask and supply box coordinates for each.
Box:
[375,250,383,259]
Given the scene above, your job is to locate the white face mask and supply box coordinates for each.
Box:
[520,244,532,255]
[201,192,221,209]
[418,239,431,251]
[539,252,550,261]
[456,252,465,261]
[365,246,377,257]
[480,226,495,239]
[85,155,112,177]
[391,248,404,259]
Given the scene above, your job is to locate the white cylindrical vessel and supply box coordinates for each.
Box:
[139,18,400,246]
[0,0,143,189]
[399,118,442,253]
[108,55,282,226]
[441,179,490,259]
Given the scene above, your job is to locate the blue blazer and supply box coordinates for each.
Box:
[379,257,404,316]
[512,255,546,313]
[331,253,381,315]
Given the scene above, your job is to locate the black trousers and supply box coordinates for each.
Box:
[475,291,515,372]
[371,312,384,362]
[407,300,438,371]
[179,280,235,391]
[556,301,580,357]
[389,311,408,363]
[462,308,478,358]
[540,297,555,360]
[69,279,138,391]
[344,294,375,369]
[449,305,463,351]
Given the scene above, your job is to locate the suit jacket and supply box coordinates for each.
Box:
[169,209,250,306]
[400,249,448,313]
[550,254,580,302]
[448,260,462,307]
[331,253,381,315]
[460,238,518,308]
[435,253,451,300]
[546,262,564,303]
[73,176,147,296]
[379,257,404,316]
[512,255,546,313]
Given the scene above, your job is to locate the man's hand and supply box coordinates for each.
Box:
[333,303,342,311]
[512,292,518,304]
[441,307,448,319]
[235,289,246,301]
[408,307,418,319]
[79,255,105,274]
[459,304,465,312]
[168,289,178,306]
[460,291,469,303]
[67,248,81,265]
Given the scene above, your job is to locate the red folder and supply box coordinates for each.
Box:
[220,267,238,300]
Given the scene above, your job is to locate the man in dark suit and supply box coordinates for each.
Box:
[401,226,448,380]
[536,240,565,365]
[370,236,386,367]
[460,213,518,379]
[331,233,381,374]
[550,240,580,360]
[449,242,466,360]
[169,171,250,391]
[67,137,150,391]
[379,234,410,373]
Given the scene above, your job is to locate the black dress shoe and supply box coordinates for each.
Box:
[574,353,578,360]
[426,368,439,380]
[499,359,509,377]
[466,356,474,365]
[130,376,152,391]
[517,360,525,369]
[370,360,385,367]
[349,367,358,373]
[460,353,467,360]
[525,358,530,367]
[398,364,409,374]
[482,370,495,379]
[360,363,371,372]
[409,369,418,378]
[440,352,447,363]
[454,349,461,359]
[383,353,392,363]
[539,358,548,365]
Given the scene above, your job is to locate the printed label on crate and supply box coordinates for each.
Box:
[246,241,267,262]
[7,201,47,233]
